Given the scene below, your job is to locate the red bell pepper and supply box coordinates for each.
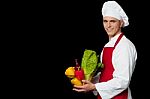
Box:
[74,59,84,80]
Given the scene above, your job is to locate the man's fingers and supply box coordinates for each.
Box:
[82,80,90,84]
[74,84,85,88]
[72,88,85,92]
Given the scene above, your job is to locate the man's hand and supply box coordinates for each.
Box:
[72,80,96,93]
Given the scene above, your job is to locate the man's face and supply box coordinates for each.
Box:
[103,16,123,38]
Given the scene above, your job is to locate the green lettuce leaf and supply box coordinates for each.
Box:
[81,49,103,81]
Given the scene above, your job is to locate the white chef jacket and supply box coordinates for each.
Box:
[93,33,137,99]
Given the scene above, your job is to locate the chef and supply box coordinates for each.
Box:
[73,1,137,99]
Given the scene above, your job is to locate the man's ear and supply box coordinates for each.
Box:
[120,20,124,27]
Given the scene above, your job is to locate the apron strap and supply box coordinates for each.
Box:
[114,33,123,48]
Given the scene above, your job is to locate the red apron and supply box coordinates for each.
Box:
[98,33,128,99]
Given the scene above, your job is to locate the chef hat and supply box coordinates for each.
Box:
[102,1,129,27]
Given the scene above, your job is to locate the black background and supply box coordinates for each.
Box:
[3,0,150,98]
[17,0,148,98]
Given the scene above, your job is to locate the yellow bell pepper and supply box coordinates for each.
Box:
[71,77,82,86]
[65,67,75,78]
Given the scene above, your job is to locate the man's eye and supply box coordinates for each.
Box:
[103,20,107,22]
[110,20,116,22]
